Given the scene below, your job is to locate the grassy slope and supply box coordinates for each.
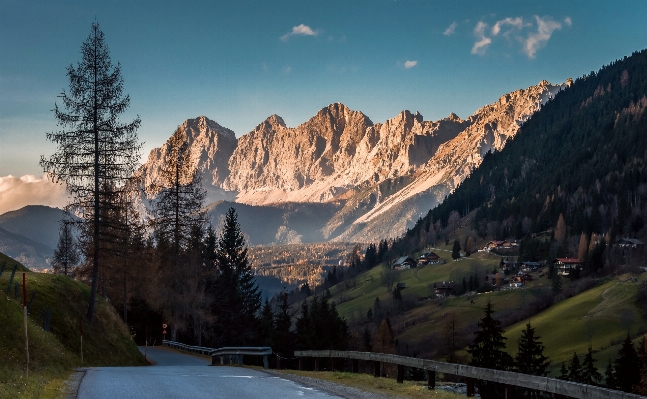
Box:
[324,243,647,369]
[0,254,146,398]
[503,273,647,370]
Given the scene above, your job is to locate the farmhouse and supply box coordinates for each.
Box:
[553,258,583,276]
[617,238,645,248]
[418,252,442,265]
[433,281,456,297]
[392,256,417,270]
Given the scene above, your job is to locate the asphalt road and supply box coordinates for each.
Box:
[76,346,341,399]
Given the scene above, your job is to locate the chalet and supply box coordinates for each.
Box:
[481,240,519,252]
[484,272,507,287]
[392,256,417,270]
[512,273,533,284]
[617,238,645,248]
[418,252,442,265]
[553,258,583,276]
[501,260,518,271]
[433,281,456,297]
[521,261,541,272]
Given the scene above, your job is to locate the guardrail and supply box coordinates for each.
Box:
[162,341,272,369]
[211,347,272,369]
[294,350,643,399]
[162,340,214,356]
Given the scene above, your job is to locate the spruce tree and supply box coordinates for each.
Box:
[451,239,461,260]
[273,292,293,355]
[467,301,513,399]
[363,326,373,351]
[515,322,550,376]
[259,298,274,346]
[213,207,261,345]
[41,22,141,322]
[559,362,569,380]
[613,335,641,392]
[580,346,602,386]
[604,360,617,389]
[567,352,582,383]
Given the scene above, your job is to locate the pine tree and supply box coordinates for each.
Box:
[52,220,79,276]
[635,335,647,394]
[559,362,569,380]
[467,301,513,399]
[258,298,274,347]
[451,239,461,260]
[614,335,641,392]
[374,319,395,354]
[580,346,602,386]
[567,352,582,383]
[604,360,616,389]
[40,22,141,322]
[514,322,550,376]
[213,207,261,346]
[273,292,293,354]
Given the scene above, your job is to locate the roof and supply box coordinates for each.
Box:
[554,258,582,264]
[618,238,644,245]
[393,256,416,265]
[433,281,456,289]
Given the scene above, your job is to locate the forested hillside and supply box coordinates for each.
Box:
[398,49,647,256]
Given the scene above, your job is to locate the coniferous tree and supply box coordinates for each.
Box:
[567,352,583,383]
[613,335,641,392]
[451,239,461,260]
[515,322,550,376]
[52,220,80,276]
[273,292,293,355]
[374,319,395,354]
[580,346,602,386]
[467,301,513,399]
[635,335,647,394]
[150,128,207,340]
[41,22,141,322]
[213,207,261,346]
[604,360,617,389]
[259,298,274,346]
[559,362,569,380]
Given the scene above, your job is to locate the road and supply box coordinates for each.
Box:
[76,346,341,399]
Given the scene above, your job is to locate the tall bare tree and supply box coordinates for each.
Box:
[40,22,141,322]
[150,127,207,340]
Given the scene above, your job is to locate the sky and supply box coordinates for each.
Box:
[1,0,647,213]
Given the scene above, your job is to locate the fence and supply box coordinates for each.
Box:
[294,350,644,399]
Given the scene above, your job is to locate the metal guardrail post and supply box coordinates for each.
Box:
[427,370,435,390]
[315,357,320,371]
[466,377,475,397]
[373,361,380,377]
[505,384,514,399]
[397,364,404,383]
[352,359,359,373]
[298,357,304,371]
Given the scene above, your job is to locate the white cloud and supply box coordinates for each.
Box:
[471,21,492,55]
[492,17,525,36]
[443,22,458,36]
[523,16,564,58]
[0,174,68,215]
[564,16,572,27]
[404,60,418,69]
[280,24,319,41]
[283,66,292,74]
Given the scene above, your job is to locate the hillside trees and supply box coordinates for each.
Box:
[468,301,513,399]
[515,322,550,376]
[393,49,647,265]
[41,22,141,322]
[150,127,208,340]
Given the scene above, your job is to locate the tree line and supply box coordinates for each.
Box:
[468,301,647,398]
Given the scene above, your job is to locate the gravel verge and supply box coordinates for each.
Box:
[259,369,390,399]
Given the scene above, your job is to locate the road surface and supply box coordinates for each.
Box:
[76,346,341,399]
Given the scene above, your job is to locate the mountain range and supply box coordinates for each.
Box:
[140,79,569,244]
[0,79,570,269]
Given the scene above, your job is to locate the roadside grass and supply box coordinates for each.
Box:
[272,369,465,399]
[0,258,146,398]
[503,273,647,369]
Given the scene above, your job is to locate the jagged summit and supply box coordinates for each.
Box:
[140,79,569,241]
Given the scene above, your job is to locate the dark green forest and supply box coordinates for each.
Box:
[393,49,647,257]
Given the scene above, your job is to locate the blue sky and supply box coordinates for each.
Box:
[1,0,647,181]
